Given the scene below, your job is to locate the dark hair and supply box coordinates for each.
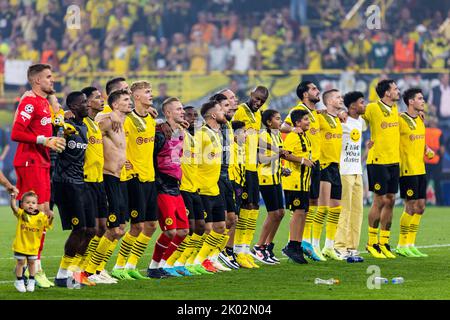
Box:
[27,64,51,82]
[162,97,180,113]
[210,93,228,104]
[200,101,219,118]
[322,89,339,105]
[66,91,85,109]
[107,89,129,108]
[231,120,245,131]
[402,88,423,106]
[81,86,99,99]
[296,81,313,100]
[262,109,280,128]
[344,91,364,109]
[252,85,269,97]
[376,79,396,99]
[21,191,38,202]
[106,77,126,95]
[291,109,309,126]
[183,105,194,111]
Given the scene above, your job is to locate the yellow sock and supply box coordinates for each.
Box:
[407,214,422,246]
[235,209,249,247]
[97,239,118,272]
[398,212,413,247]
[80,236,100,271]
[209,233,225,259]
[59,255,73,270]
[166,235,191,267]
[368,226,378,246]
[115,232,137,268]
[194,231,222,264]
[176,233,200,265]
[68,254,83,272]
[86,236,112,274]
[325,206,341,242]
[186,233,204,265]
[312,206,328,245]
[379,229,390,245]
[303,205,317,242]
[219,234,230,252]
[126,233,152,269]
[244,209,259,247]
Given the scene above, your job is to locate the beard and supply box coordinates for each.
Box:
[43,88,56,95]
[225,114,232,121]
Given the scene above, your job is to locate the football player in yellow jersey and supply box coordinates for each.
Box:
[192,101,228,273]
[231,86,268,268]
[110,81,159,280]
[208,93,236,271]
[252,110,285,265]
[281,81,321,261]
[10,192,52,292]
[396,88,434,258]
[313,89,344,261]
[281,109,315,264]
[363,80,401,259]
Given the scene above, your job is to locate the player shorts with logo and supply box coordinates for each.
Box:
[260,184,284,212]
[284,190,310,212]
[16,166,51,204]
[181,190,205,221]
[157,193,189,231]
[200,194,225,223]
[54,182,94,230]
[85,182,108,219]
[309,160,321,200]
[127,177,157,223]
[103,174,128,228]
[320,162,342,200]
[367,164,400,195]
[218,176,237,213]
[242,170,259,206]
[399,174,427,200]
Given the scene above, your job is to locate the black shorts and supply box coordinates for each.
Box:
[320,163,342,200]
[127,178,157,223]
[181,191,205,221]
[310,160,320,200]
[85,182,108,220]
[54,182,94,230]
[232,181,243,216]
[103,174,128,228]
[400,174,427,200]
[367,164,400,196]
[200,194,225,223]
[284,190,310,212]
[219,176,237,213]
[242,170,259,206]
[260,184,284,212]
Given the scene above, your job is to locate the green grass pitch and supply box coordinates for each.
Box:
[0,206,449,300]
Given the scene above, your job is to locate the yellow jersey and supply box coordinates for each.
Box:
[229,142,246,186]
[318,113,342,168]
[363,100,400,165]
[232,103,262,172]
[123,110,156,182]
[180,130,199,193]
[195,125,222,196]
[282,132,312,191]
[258,129,283,185]
[13,209,52,255]
[284,103,321,162]
[83,117,104,183]
[399,112,426,176]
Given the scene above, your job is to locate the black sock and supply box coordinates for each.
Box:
[16,276,24,281]
[29,275,35,280]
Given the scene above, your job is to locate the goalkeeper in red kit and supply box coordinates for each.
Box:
[11,64,66,287]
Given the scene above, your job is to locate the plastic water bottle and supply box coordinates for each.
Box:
[314,278,340,285]
[392,277,404,284]
[57,126,64,138]
[374,277,388,285]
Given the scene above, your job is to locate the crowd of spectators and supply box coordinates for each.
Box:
[0,0,449,76]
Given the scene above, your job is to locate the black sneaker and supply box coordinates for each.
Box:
[157,267,173,277]
[251,245,275,265]
[266,242,280,263]
[54,277,69,287]
[147,268,164,279]
[284,242,308,264]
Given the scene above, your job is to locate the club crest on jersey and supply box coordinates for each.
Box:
[165,218,173,226]
[24,104,34,113]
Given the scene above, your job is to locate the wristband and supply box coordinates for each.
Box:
[36,135,47,145]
